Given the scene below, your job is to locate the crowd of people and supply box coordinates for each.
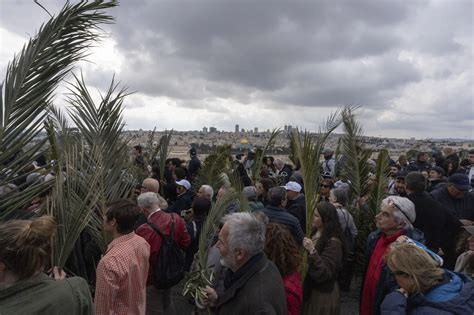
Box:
[0,146,474,314]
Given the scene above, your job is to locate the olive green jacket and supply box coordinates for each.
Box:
[0,273,93,315]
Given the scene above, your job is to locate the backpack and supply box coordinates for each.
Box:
[147,214,185,289]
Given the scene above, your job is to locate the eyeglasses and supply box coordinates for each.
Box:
[387,199,412,224]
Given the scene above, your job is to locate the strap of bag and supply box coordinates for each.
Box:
[147,213,176,240]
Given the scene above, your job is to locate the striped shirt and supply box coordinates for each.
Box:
[95,232,150,315]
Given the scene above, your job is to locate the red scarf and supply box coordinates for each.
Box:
[360,230,405,315]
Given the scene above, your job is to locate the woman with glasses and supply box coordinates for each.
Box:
[301,201,344,315]
[0,216,93,314]
[381,242,474,314]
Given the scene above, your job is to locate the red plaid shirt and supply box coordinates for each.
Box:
[136,210,190,285]
[95,232,150,315]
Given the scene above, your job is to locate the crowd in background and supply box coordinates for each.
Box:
[1,145,474,315]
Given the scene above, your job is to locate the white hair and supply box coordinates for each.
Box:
[137,192,160,210]
[222,212,266,256]
[382,196,416,230]
[200,184,214,199]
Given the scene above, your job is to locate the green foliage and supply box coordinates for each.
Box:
[194,145,232,194]
[0,1,117,219]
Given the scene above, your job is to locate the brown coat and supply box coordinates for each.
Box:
[302,237,343,315]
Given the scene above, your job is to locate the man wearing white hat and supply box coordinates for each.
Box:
[285,181,306,233]
[167,179,193,215]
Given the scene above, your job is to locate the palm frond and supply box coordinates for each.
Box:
[0,1,117,184]
[339,106,372,203]
[158,130,173,184]
[183,189,239,304]
[193,145,232,194]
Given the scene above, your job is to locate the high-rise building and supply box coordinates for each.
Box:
[235,124,239,133]
[241,128,245,133]
[209,127,217,133]
[287,125,293,134]
[203,127,208,133]
[254,127,258,133]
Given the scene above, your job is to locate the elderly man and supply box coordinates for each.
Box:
[202,212,286,314]
[136,192,190,315]
[197,184,214,201]
[273,159,292,184]
[360,196,423,315]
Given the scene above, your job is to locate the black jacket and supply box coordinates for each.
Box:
[167,190,193,214]
[407,191,447,251]
[214,254,287,315]
[430,186,474,221]
[286,194,306,234]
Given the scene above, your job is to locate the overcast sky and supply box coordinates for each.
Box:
[1,0,473,139]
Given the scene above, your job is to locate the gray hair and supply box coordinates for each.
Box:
[137,192,160,210]
[200,184,214,199]
[274,159,284,167]
[382,196,416,230]
[331,188,348,207]
[243,186,257,201]
[222,212,266,256]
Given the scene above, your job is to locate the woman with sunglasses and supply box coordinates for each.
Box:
[381,242,474,314]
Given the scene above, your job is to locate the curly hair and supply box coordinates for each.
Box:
[264,223,302,276]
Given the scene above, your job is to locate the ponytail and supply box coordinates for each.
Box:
[0,216,56,279]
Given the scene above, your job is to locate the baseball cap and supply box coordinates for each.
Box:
[285,181,302,193]
[176,179,191,190]
[448,173,470,192]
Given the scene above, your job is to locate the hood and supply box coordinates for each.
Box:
[410,271,474,313]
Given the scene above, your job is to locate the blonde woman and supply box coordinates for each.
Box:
[381,243,474,314]
[0,216,93,314]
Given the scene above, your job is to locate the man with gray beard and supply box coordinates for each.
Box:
[201,212,286,314]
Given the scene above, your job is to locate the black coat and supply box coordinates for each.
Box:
[286,194,306,234]
[214,254,287,315]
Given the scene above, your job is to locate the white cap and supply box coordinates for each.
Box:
[176,179,191,190]
[284,181,302,193]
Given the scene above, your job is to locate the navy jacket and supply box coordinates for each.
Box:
[381,271,474,315]
[262,205,304,245]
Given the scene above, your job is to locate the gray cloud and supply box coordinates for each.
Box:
[0,0,472,138]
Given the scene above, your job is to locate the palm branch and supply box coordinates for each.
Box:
[65,74,134,251]
[182,189,239,305]
[339,106,372,203]
[292,110,341,277]
[0,0,117,219]
[193,144,232,194]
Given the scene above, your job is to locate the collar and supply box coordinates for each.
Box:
[106,232,136,253]
[147,209,161,221]
[224,252,264,290]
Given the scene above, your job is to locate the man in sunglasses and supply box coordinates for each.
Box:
[360,196,423,315]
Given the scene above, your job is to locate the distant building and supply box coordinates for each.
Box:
[209,127,217,133]
[241,128,245,133]
[203,127,208,133]
[235,124,239,133]
[254,127,258,133]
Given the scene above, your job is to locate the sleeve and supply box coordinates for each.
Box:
[380,291,408,315]
[94,258,121,315]
[176,215,191,250]
[66,277,94,315]
[306,238,342,283]
[293,220,305,245]
[347,212,358,237]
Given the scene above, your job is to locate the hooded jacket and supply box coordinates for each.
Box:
[380,270,474,315]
